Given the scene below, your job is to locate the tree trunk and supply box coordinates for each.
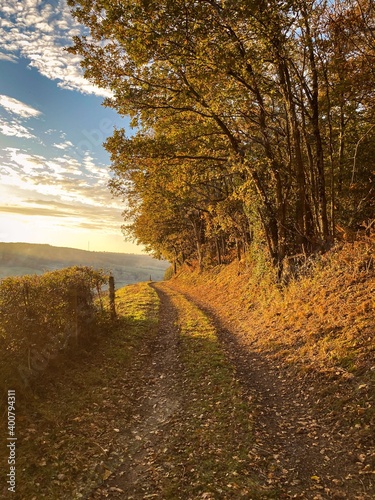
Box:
[303,9,330,245]
[277,57,308,249]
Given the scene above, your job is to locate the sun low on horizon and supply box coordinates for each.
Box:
[0,0,143,254]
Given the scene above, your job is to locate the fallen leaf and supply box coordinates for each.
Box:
[102,469,112,480]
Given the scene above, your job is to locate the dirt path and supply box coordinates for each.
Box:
[87,282,373,499]
[89,286,182,499]
[169,283,374,500]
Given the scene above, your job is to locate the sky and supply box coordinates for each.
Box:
[0,0,143,254]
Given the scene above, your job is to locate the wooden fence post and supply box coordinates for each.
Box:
[73,288,78,345]
[109,275,116,319]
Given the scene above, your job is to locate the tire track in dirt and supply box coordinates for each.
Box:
[88,286,181,499]
[167,282,374,499]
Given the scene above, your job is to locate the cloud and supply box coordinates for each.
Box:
[0,51,18,62]
[0,94,42,140]
[0,205,69,218]
[0,94,42,118]
[0,145,127,246]
[53,140,74,150]
[0,200,123,232]
[0,118,36,138]
[82,153,110,183]
[0,0,111,97]
[0,147,120,210]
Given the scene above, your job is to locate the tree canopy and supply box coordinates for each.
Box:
[68,0,374,272]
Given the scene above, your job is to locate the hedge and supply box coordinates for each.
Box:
[0,266,109,390]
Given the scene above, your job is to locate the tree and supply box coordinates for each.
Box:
[68,0,374,271]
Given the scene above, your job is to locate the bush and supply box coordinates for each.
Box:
[0,266,108,391]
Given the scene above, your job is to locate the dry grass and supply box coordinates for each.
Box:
[170,239,375,434]
[173,239,375,374]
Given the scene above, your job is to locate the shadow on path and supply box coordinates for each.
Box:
[167,283,373,499]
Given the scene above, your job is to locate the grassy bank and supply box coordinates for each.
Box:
[169,240,375,447]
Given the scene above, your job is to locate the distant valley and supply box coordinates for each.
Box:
[0,242,170,287]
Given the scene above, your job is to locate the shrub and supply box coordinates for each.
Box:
[0,266,108,391]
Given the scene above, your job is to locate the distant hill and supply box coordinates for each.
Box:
[0,243,170,287]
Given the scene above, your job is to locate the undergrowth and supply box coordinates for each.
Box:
[0,266,109,396]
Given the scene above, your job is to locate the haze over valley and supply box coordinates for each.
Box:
[0,242,169,286]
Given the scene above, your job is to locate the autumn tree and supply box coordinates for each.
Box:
[68,0,374,270]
